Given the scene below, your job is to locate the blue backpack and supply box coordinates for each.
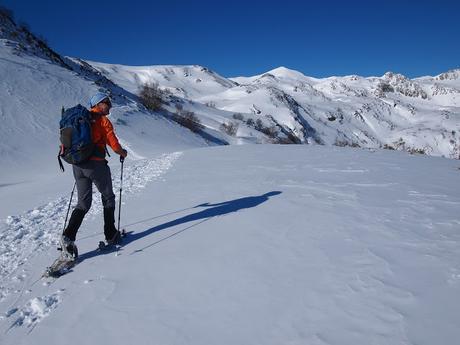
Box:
[58,104,94,171]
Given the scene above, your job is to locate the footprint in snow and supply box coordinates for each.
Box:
[9,291,63,330]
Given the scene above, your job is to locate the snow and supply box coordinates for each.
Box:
[8,291,62,330]
[1,145,460,345]
[0,153,182,285]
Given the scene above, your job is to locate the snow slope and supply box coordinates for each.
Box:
[1,145,459,345]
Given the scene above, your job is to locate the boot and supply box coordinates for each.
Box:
[61,208,85,260]
[104,207,122,245]
[60,235,78,260]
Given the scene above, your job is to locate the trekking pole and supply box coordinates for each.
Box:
[118,156,125,235]
[63,182,77,232]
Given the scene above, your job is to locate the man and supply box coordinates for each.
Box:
[61,92,128,259]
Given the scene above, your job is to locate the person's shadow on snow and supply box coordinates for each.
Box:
[78,191,281,261]
[125,191,282,253]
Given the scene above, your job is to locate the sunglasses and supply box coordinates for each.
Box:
[100,98,112,107]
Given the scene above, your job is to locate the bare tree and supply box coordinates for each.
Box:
[220,122,239,136]
[139,82,164,111]
[173,110,204,133]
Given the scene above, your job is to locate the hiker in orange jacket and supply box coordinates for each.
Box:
[60,92,128,258]
[90,99,125,161]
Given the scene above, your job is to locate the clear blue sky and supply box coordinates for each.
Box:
[2,0,459,78]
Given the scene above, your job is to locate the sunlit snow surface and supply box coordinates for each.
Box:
[1,145,459,345]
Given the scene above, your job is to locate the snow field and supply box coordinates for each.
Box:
[0,152,182,325]
[0,145,459,344]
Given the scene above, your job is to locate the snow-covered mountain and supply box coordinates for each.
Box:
[91,61,460,158]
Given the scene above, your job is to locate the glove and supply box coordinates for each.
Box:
[119,149,128,158]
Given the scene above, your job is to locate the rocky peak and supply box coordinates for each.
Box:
[436,69,460,81]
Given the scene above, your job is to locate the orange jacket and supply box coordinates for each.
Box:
[90,111,122,160]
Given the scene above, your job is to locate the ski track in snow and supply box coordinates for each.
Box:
[0,152,182,302]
